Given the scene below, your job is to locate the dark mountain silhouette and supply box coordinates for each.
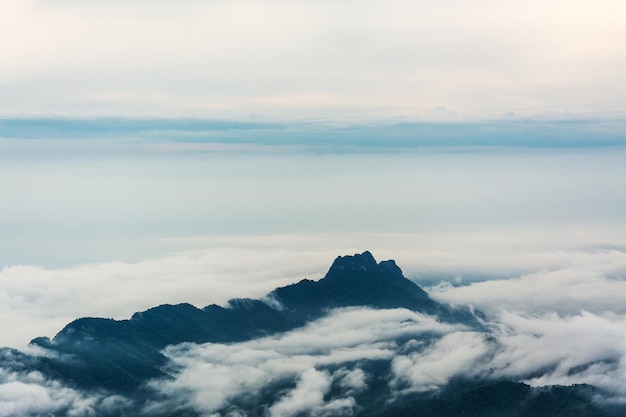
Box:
[273,251,435,311]
[28,251,473,393]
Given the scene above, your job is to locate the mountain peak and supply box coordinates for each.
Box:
[268,250,438,313]
[326,251,378,277]
[324,251,406,283]
[21,250,478,395]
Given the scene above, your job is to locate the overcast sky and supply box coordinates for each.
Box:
[1,0,626,119]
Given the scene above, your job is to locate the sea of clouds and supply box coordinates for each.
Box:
[1,228,625,416]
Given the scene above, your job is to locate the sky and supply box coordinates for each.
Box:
[1,0,626,120]
[1,2,626,415]
[0,0,625,338]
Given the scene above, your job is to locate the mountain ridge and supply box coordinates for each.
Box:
[29,251,470,393]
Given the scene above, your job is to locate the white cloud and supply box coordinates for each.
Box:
[146,307,456,416]
[428,248,626,315]
[336,368,367,393]
[144,305,626,415]
[0,245,332,348]
[268,369,333,417]
[486,311,626,395]
[391,331,491,393]
[0,365,131,417]
[388,310,626,400]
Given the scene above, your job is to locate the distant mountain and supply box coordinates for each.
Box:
[28,251,472,393]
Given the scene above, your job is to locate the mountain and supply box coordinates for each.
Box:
[27,251,472,393]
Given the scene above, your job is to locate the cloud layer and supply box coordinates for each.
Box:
[143,306,626,416]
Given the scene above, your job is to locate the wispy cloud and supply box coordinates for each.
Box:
[145,307,460,416]
[427,248,626,315]
[143,306,626,416]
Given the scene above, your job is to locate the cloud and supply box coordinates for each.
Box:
[427,248,626,315]
[0,245,333,348]
[388,310,626,404]
[336,368,367,393]
[267,369,334,417]
[145,307,458,416]
[141,299,626,416]
[0,358,132,417]
[142,301,626,416]
[391,331,492,393]
[495,311,626,398]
